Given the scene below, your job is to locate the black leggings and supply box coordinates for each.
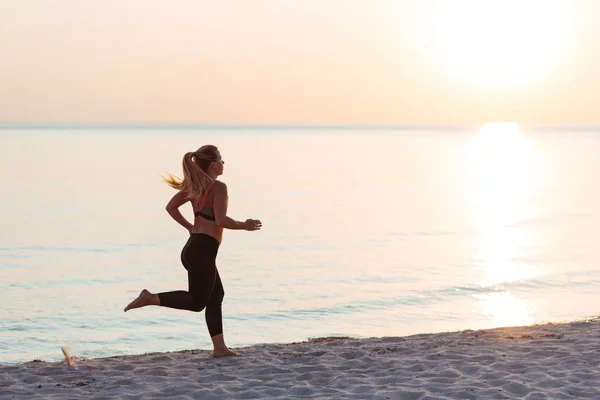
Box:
[157,234,224,337]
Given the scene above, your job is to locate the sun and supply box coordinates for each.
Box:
[416,0,568,89]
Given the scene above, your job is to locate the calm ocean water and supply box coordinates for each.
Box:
[2,125,600,365]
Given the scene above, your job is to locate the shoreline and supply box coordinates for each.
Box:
[2,318,599,399]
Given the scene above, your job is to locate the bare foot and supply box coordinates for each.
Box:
[124,289,157,312]
[211,348,240,358]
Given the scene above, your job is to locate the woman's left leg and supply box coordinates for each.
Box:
[206,269,238,357]
[205,268,224,337]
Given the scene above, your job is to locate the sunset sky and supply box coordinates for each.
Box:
[2,0,599,125]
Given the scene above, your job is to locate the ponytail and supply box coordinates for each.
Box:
[163,145,219,200]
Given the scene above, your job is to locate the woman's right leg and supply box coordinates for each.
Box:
[124,234,218,313]
[157,235,217,312]
[157,260,216,312]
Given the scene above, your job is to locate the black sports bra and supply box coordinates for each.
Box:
[192,181,217,221]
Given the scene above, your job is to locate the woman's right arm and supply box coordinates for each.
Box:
[165,190,194,231]
[213,182,261,231]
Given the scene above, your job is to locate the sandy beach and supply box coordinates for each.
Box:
[1,319,599,400]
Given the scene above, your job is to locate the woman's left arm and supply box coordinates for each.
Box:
[165,190,194,231]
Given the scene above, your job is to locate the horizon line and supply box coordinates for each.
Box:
[1,123,599,131]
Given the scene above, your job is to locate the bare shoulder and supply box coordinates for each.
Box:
[213,181,228,194]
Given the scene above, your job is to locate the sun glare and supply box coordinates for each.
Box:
[476,291,535,327]
[466,122,538,233]
[417,0,568,89]
[464,122,542,327]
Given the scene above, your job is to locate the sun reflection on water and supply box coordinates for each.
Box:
[474,291,535,327]
[465,122,541,327]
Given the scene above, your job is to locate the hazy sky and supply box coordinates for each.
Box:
[2,0,599,125]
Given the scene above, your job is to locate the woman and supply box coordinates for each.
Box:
[124,145,262,358]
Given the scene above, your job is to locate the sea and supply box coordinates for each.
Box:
[2,124,600,365]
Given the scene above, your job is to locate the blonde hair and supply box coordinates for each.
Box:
[164,145,220,199]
